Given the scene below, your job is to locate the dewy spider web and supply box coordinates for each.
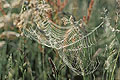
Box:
[17,0,116,75]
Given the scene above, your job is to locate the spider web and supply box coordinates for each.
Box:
[17,0,116,75]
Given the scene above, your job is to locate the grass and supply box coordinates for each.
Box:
[0,0,120,80]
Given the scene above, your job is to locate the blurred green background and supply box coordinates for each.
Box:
[0,0,120,80]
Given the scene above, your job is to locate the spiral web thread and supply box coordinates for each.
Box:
[17,0,116,75]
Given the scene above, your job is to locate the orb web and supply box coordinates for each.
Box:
[17,0,116,75]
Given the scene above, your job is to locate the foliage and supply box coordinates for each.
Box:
[0,0,120,80]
